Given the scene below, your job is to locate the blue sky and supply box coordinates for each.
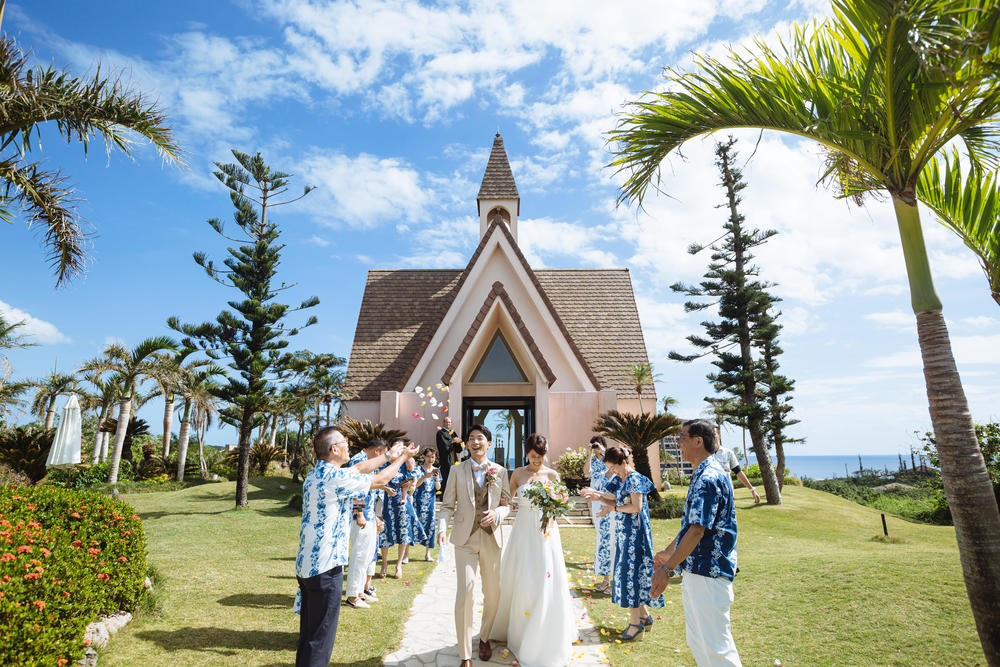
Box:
[3,0,997,456]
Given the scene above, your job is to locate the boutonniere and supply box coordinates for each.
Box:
[485,466,500,486]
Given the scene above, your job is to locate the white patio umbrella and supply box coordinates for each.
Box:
[46,394,82,470]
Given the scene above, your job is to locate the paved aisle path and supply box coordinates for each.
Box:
[383,525,610,667]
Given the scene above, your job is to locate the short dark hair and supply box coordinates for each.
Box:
[589,435,607,448]
[683,419,717,454]
[314,426,347,459]
[603,445,627,465]
[466,423,492,443]
[525,433,547,457]
[365,437,387,452]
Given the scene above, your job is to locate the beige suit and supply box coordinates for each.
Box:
[438,459,511,661]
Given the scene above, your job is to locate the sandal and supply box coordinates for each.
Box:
[595,581,611,594]
[642,615,654,629]
[619,623,644,641]
[393,566,403,579]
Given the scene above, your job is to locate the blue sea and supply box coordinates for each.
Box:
[744,454,930,480]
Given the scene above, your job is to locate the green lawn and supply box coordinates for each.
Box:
[563,485,982,666]
[101,477,433,667]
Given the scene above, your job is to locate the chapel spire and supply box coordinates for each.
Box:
[477,132,521,241]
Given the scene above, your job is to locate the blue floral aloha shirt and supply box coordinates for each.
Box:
[348,450,379,521]
[674,457,738,581]
[293,460,372,613]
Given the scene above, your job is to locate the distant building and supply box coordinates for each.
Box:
[342,133,661,484]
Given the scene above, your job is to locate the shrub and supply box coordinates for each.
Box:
[210,462,238,480]
[553,446,588,479]
[0,485,149,665]
[46,464,115,490]
[226,441,285,476]
[0,424,53,483]
[649,494,686,519]
[784,476,803,487]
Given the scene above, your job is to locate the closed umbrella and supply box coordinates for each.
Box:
[46,394,82,470]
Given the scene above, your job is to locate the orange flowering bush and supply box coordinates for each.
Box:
[0,485,148,666]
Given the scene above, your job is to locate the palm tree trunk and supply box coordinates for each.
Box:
[176,400,192,482]
[162,394,175,458]
[44,396,57,430]
[268,415,278,448]
[93,405,107,458]
[198,422,208,476]
[894,197,1000,661]
[107,397,132,484]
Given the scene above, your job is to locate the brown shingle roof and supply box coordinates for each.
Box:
[534,269,653,398]
[344,264,653,401]
[477,133,519,202]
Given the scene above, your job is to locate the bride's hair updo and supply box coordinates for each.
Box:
[603,446,628,465]
[524,433,548,457]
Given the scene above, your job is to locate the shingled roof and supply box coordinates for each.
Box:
[477,133,520,203]
[344,267,652,401]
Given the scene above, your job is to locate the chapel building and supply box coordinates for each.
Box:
[343,133,660,482]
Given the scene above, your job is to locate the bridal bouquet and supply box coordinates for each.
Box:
[522,480,574,533]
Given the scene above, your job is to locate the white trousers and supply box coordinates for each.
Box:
[346,519,377,598]
[681,572,742,667]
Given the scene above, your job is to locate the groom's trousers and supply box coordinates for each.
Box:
[454,530,501,661]
[346,519,377,598]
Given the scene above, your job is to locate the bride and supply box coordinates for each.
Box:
[490,433,577,667]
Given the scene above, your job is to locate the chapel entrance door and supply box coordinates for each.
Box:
[462,397,535,469]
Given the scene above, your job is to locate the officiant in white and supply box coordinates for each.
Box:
[437,423,511,666]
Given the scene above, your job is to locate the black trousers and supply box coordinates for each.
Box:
[296,566,343,667]
[438,446,452,493]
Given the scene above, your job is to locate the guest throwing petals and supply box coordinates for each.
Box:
[589,445,663,641]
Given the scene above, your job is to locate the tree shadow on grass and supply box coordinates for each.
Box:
[135,627,297,656]
[257,505,301,517]
[137,509,228,520]
[218,593,296,609]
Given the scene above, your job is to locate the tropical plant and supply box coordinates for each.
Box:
[670,138,783,504]
[28,369,78,430]
[0,423,51,482]
[626,362,660,414]
[608,2,1000,655]
[148,347,202,458]
[174,364,225,481]
[339,416,407,456]
[0,379,28,423]
[226,440,285,477]
[0,14,180,287]
[190,371,221,476]
[917,153,1000,308]
[80,337,177,483]
[80,372,124,464]
[97,416,151,473]
[169,151,318,508]
[593,410,683,502]
[0,313,34,392]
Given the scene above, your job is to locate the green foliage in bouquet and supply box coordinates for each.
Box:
[521,479,574,532]
[0,485,149,665]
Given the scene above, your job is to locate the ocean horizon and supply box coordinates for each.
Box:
[743,453,933,480]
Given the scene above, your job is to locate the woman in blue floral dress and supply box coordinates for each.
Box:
[413,447,441,561]
[378,449,428,578]
[585,436,616,593]
[589,445,663,641]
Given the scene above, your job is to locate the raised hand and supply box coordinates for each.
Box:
[388,442,406,458]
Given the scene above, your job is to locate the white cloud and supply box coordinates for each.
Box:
[518,217,619,268]
[0,301,71,345]
[872,333,1000,368]
[865,311,914,329]
[307,235,330,247]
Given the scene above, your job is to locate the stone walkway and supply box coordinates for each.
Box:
[383,525,610,667]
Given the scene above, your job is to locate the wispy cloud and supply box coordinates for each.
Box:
[0,301,71,345]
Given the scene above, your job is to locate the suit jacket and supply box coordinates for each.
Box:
[438,459,511,548]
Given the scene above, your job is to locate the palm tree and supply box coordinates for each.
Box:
[190,375,221,476]
[627,362,660,414]
[80,337,177,483]
[0,379,27,423]
[28,369,78,430]
[917,153,1000,308]
[608,2,1000,658]
[149,348,204,457]
[82,372,123,464]
[593,409,683,502]
[174,364,225,481]
[0,314,34,390]
[0,9,181,287]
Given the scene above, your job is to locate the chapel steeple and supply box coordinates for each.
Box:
[477,132,520,241]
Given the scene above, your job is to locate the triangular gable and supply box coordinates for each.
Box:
[471,331,526,383]
[442,281,556,386]
[404,218,599,391]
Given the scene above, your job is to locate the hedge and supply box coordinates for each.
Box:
[0,485,149,666]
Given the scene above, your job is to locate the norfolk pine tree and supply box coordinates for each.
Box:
[670,138,782,504]
[170,151,317,508]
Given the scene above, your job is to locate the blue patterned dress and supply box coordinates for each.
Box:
[591,457,616,577]
[380,467,428,548]
[611,472,664,609]
[413,465,438,548]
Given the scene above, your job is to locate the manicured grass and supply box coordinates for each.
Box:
[562,485,982,666]
[100,476,433,667]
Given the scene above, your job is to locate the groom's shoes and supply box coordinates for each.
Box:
[478,639,492,661]
[459,661,472,667]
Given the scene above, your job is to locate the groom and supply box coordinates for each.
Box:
[437,423,511,665]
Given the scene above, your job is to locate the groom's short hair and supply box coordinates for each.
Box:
[466,423,492,443]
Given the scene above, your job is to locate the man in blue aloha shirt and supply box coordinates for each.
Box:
[651,419,742,666]
[294,427,415,667]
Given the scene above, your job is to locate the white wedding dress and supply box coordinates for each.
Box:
[490,485,577,667]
